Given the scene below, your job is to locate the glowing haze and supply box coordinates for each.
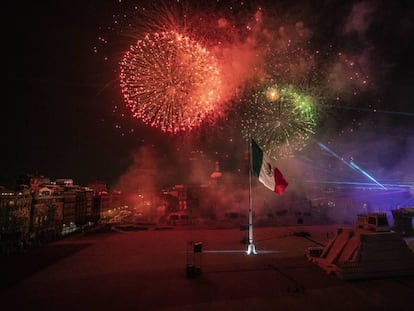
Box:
[95,1,413,224]
[107,1,379,146]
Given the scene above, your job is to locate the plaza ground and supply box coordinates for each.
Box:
[1,225,413,310]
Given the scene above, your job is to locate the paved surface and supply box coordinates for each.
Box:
[1,225,413,310]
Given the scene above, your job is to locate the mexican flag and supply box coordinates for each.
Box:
[251,139,288,195]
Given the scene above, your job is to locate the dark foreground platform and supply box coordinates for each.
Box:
[1,226,413,311]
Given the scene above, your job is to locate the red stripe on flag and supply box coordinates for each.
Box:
[273,167,288,195]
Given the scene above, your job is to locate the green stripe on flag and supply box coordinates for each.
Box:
[251,139,263,177]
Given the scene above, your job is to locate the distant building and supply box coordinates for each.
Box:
[31,185,64,238]
[55,178,74,186]
[175,185,187,210]
[93,191,111,221]
[0,186,32,239]
[16,174,50,191]
[62,186,76,230]
[210,161,222,185]
[59,185,94,233]
[88,181,109,194]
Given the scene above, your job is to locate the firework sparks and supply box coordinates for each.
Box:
[97,1,377,139]
[243,85,318,160]
[119,30,223,133]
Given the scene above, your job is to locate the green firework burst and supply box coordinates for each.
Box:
[242,84,318,160]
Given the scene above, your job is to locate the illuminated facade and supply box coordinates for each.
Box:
[0,186,32,239]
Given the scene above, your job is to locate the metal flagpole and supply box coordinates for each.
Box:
[247,137,257,255]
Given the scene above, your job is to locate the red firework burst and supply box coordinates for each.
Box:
[119,30,223,133]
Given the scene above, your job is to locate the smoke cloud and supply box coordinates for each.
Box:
[108,1,413,226]
[343,1,377,38]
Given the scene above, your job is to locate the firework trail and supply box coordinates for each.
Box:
[242,84,318,160]
[119,30,223,133]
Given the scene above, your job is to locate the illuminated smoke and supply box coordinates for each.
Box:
[343,1,377,38]
[98,1,413,227]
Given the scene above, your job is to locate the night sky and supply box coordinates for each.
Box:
[3,1,133,186]
[2,0,414,189]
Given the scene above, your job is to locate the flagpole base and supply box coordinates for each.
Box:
[246,243,258,255]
